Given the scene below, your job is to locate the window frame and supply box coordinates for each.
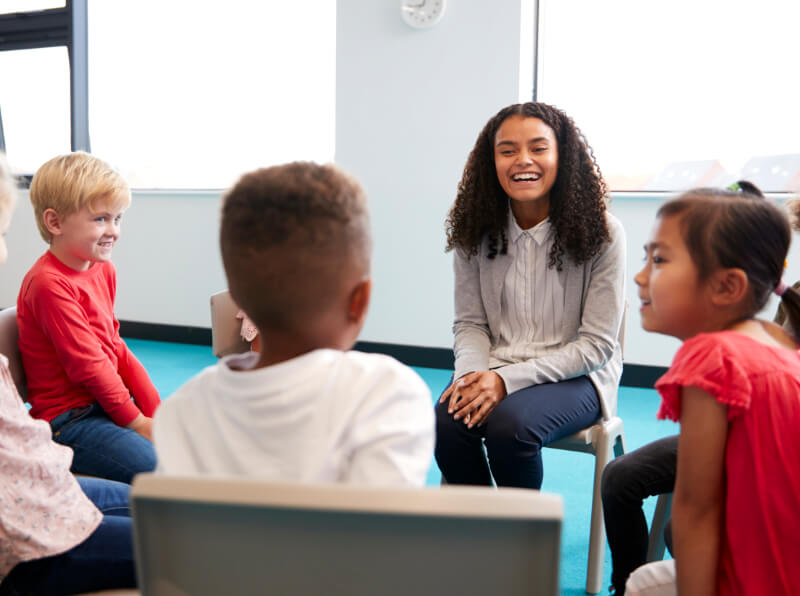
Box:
[0,0,88,158]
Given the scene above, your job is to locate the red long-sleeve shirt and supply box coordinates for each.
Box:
[17,251,160,425]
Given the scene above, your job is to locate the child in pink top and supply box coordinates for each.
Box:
[0,152,136,595]
[626,183,800,596]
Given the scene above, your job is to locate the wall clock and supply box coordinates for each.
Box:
[401,0,447,29]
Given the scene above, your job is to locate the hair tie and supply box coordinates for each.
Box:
[727,182,741,192]
[775,281,789,297]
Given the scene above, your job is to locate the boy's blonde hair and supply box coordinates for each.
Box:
[30,152,131,243]
[0,152,16,218]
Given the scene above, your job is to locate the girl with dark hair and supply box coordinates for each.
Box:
[435,102,626,490]
[624,184,800,595]
[603,181,769,596]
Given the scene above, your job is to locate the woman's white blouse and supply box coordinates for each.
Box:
[451,211,626,419]
[491,214,567,368]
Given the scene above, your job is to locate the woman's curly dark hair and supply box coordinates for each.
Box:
[445,102,610,269]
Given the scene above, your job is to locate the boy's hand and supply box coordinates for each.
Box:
[126,414,154,441]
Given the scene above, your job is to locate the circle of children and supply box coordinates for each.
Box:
[0,101,797,595]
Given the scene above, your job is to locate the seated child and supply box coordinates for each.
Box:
[602,182,800,595]
[154,162,435,486]
[0,152,136,596]
[624,183,800,595]
[17,152,160,484]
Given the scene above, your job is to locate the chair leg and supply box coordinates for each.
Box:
[613,425,626,457]
[585,430,616,594]
[646,492,673,562]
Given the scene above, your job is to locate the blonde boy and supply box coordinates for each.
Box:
[17,152,160,484]
[154,162,435,486]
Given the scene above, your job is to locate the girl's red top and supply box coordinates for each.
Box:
[657,331,800,596]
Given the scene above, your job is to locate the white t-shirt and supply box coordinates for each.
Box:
[153,349,435,487]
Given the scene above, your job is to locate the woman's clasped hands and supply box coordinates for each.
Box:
[439,371,507,428]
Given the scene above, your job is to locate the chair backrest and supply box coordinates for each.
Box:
[0,307,26,400]
[131,474,563,596]
[618,301,628,359]
[209,290,250,358]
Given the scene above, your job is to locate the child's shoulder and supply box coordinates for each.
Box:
[21,253,114,300]
[340,350,427,384]
[22,251,56,279]
[682,329,753,350]
[21,253,74,298]
[659,329,800,422]
[670,330,800,385]
[330,352,433,424]
[24,252,115,282]
[683,329,795,357]
[332,350,430,401]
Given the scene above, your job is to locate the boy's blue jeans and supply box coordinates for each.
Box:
[0,477,137,595]
[50,403,156,484]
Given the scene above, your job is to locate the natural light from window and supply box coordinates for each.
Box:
[0,47,71,174]
[0,1,65,13]
[538,0,800,192]
[88,0,336,189]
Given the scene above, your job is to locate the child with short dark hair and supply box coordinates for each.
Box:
[17,152,160,484]
[154,162,434,485]
[625,184,800,595]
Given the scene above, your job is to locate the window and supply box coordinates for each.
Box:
[88,1,336,189]
[0,2,79,176]
[0,1,65,13]
[0,47,71,173]
[537,0,800,192]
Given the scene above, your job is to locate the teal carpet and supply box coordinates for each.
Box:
[127,338,676,595]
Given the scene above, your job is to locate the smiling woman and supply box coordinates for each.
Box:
[493,115,559,229]
[435,102,626,490]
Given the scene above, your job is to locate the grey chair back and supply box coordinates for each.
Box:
[131,474,563,596]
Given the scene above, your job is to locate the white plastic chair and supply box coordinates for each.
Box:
[544,304,628,594]
[546,418,626,594]
[131,474,564,596]
[0,307,26,400]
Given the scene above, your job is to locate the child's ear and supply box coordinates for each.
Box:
[42,209,62,237]
[347,278,372,325]
[710,267,748,307]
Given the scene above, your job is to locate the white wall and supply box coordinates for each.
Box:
[335,0,526,351]
[2,1,796,369]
